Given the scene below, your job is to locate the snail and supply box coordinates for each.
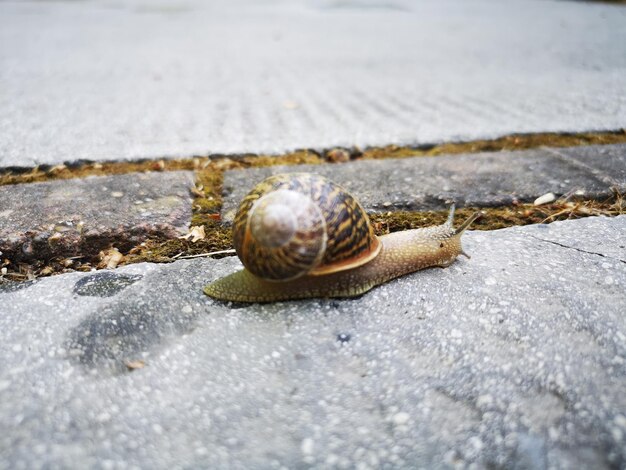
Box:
[204,173,481,303]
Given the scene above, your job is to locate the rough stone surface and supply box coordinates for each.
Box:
[0,216,624,468]
[0,171,193,261]
[1,0,626,168]
[551,144,626,188]
[222,145,625,220]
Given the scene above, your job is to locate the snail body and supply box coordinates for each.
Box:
[204,173,480,303]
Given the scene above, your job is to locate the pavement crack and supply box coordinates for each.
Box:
[528,234,626,264]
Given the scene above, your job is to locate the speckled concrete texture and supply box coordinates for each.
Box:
[1,216,624,468]
[1,0,625,167]
[221,145,626,220]
[0,171,193,261]
[548,143,626,187]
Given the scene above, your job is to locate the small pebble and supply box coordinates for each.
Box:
[392,412,410,425]
[533,192,556,206]
[468,436,484,450]
[326,148,350,163]
[301,438,314,455]
[485,277,497,286]
[476,394,493,408]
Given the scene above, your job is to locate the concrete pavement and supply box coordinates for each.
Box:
[3,144,623,265]
[1,0,625,467]
[1,0,625,167]
[1,216,624,468]
[222,143,626,218]
[0,171,193,261]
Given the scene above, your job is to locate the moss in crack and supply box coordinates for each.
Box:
[358,129,626,160]
[192,166,225,220]
[3,130,624,187]
[2,193,623,282]
[2,131,625,281]
[0,158,204,186]
[190,150,324,223]
[125,221,233,264]
[121,191,625,267]
[369,192,625,236]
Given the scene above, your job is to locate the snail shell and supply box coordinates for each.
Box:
[205,173,481,303]
[232,173,381,281]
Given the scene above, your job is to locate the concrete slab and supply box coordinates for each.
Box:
[1,216,624,468]
[221,145,624,220]
[1,0,625,167]
[0,171,193,261]
[552,143,626,187]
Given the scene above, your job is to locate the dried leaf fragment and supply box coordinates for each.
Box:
[125,359,145,370]
[212,158,236,170]
[190,185,205,197]
[178,225,206,243]
[40,266,54,275]
[48,164,68,174]
[151,160,166,171]
[99,247,124,269]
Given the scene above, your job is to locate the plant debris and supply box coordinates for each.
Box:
[178,225,206,243]
[533,192,557,206]
[124,360,146,370]
[98,247,124,269]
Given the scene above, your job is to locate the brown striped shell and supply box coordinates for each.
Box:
[232,173,381,281]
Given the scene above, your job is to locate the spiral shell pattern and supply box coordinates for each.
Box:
[232,173,380,281]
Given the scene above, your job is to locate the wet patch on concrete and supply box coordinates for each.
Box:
[65,296,200,373]
[0,279,37,293]
[63,260,210,374]
[73,272,143,297]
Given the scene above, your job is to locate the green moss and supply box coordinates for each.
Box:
[359,129,626,160]
[125,221,233,264]
[369,194,625,235]
[124,193,624,265]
